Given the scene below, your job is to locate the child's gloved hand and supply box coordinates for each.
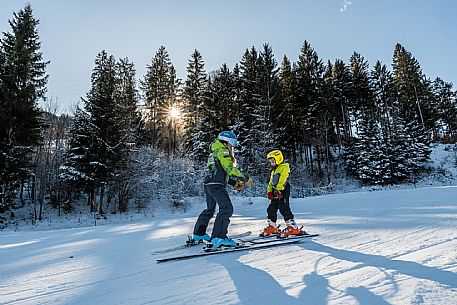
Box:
[274,190,283,200]
[267,192,274,200]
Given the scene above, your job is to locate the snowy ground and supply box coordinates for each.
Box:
[2,186,457,305]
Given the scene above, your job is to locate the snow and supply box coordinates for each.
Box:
[2,186,457,305]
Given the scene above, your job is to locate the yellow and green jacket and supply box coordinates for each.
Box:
[205,140,246,186]
[267,162,290,192]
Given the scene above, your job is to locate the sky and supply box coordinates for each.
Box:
[0,0,456,114]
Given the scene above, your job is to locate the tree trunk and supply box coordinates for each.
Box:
[97,183,105,214]
[309,145,314,175]
[316,144,322,179]
[38,192,44,221]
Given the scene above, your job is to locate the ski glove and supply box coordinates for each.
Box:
[267,192,274,200]
[274,190,284,200]
[234,182,245,191]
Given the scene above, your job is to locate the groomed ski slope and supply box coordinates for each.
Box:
[2,186,457,305]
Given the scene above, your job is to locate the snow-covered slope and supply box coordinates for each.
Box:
[2,186,457,304]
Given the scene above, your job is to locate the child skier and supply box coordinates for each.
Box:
[192,131,253,248]
[261,149,306,237]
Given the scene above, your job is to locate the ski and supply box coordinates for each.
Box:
[156,235,307,263]
[239,233,319,244]
[152,231,252,255]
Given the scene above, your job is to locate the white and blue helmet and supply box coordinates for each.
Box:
[217,131,238,146]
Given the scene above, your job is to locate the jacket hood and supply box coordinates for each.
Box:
[276,162,290,171]
[211,140,227,151]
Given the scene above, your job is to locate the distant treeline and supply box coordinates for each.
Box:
[1,5,456,219]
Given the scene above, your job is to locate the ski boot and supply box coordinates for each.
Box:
[189,233,211,246]
[259,220,280,237]
[280,219,307,238]
[209,237,238,249]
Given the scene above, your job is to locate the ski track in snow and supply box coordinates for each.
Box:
[2,186,457,304]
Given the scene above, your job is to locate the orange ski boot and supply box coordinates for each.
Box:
[280,220,307,237]
[259,220,280,237]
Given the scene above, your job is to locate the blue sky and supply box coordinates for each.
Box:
[1,0,456,113]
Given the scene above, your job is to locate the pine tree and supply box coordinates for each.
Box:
[190,64,237,161]
[349,52,373,136]
[229,63,245,147]
[61,53,140,211]
[431,78,457,141]
[0,4,48,210]
[352,108,390,184]
[115,57,140,148]
[279,55,297,161]
[387,114,413,183]
[59,107,98,200]
[85,51,121,183]
[392,43,430,130]
[391,44,432,179]
[370,61,395,141]
[141,46,176,149]
[295,41,325,177]
[328,58,352,147]
[250,44,280,176]
[184,50,207,127]
[237,47,262,172]
[183,50,207,154]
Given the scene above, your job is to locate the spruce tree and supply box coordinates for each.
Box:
[251,44,280,176]
[388,114,413,183]
[295,41,325,176]
[349,53,373,136]
[59,107,99,201]
[183,50,207,154]
[115,57,140,148]
[392,43,430,130]
[0,4,48,210]
[85,51,121,181]
[279,55,297,161]
[237,47,261,172]
[391,44,432,178]
[352,108,390,184]
[141,46,176,149]
[63,51,116,210]
[190,64,238,161]
[431,78,457,141]
[328,58,352,147]
[184,50,207,126]
[370,61,395,141]
[61,53,140,211]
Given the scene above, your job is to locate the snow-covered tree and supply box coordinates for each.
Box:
[183,50,208,155]
[115,57,140,148]
[61,51,141,212]
[249,44,281,177]
[431,78,457,141]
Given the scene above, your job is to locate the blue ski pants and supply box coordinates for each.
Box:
[193,183,233,239]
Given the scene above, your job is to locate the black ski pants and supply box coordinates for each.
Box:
[267,183,294,223]
[193,183,233,239]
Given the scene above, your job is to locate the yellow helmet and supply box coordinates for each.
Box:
[267,150,283,165]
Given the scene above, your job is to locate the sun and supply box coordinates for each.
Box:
[169,106,180,120]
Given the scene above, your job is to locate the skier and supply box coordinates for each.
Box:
[192,131,253,248]
[261,149,306,237]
